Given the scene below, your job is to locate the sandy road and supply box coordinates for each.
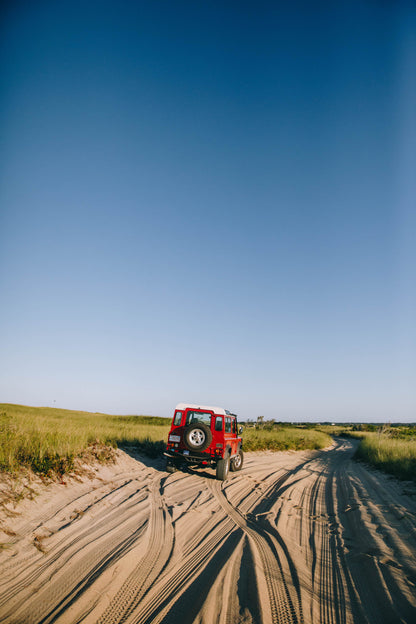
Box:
[1,439,416,624]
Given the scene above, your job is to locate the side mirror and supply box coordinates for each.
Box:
[238,426,243,434]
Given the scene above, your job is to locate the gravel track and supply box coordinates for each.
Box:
[1,440,415,623]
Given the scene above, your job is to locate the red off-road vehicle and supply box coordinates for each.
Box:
[164,403,243,481]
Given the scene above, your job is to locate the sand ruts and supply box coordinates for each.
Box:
[1,439,415,623]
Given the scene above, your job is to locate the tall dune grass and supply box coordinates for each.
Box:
[355,432,416,481]
[0,404,170,476]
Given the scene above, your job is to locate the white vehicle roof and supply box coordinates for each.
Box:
[175,403,230,416]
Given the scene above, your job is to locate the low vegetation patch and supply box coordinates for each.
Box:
[242,425,332,452]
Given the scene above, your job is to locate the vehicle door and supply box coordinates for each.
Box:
[224,416,237,456]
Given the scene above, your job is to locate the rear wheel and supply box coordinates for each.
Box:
[166,459,178,473]
[216,456,230,481]
[230,449,244,472]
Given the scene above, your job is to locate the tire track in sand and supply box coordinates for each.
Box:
[96,474,175,624]
[207,478,303,624]
[1,443,416,624]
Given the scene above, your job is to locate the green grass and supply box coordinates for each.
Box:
[0,404,171,476]
[355,431,416,481]
[242,426,332,452]
[315,424,355,437]
[3,404,415,490]
[1,405,335,478]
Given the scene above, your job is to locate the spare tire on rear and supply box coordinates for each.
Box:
[183,423,212,451]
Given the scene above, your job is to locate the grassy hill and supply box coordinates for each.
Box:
[0,403,170,476]
[3,404,414,483]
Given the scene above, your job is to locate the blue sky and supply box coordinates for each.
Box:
[1,1,415,421]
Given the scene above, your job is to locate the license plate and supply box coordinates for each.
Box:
[169,435,181,442]
[183,450,189,455]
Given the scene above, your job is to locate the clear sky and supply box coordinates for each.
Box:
[1,1,415,421]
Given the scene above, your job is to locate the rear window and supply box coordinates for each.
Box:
[173,411,182,426]
[186,411,212,426]
[215,416,223,431]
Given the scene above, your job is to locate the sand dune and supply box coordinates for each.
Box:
[1,439,415,623]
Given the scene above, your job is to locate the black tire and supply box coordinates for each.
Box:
[166,459,178,473]
[230,449,244,472]
[216,456,230,481]
[183,423,212,451]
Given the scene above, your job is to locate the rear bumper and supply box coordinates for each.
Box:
[164,450,216,465]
